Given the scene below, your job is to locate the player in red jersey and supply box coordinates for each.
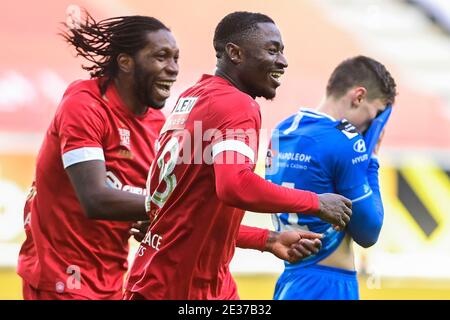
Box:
[124,11,352,300]
[17,11,324,300]
[17,12,179,300]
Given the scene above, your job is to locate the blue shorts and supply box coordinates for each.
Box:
[273,264,359,300]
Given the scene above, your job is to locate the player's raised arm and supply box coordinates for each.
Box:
[345,157,384,247]
[213,152,352,229]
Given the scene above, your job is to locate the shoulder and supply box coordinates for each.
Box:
[334,120,360,140]
[189,75,258,112]
[289,116,364,158]
[146,109,166,122]
[144,109,166,133]
[63,78,101,99]
[200,81,259,128]
[330,120,370,169]
[212,87,259,117]
[276,110,336,145]
[53,79,109,130]
[332,120,366,152]
[308,119,363,151]
[58,79,107,116]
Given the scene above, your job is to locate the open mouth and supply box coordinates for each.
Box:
[153,80,175,100]
[269,71,283,86]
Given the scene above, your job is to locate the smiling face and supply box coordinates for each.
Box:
[132,29,179,109]
[236,22,288,100]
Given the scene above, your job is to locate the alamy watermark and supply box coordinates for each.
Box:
[55,264,81,293]
[154,121,281,172]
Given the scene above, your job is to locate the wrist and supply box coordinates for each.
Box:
[311,192,320,212]
[303,192,320,214]
[264,230,279,253]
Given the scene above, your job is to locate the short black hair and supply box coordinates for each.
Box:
[326,55,397,105]
[213,11,274,58]
[61,10,169,94]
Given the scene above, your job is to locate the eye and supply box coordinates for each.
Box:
[155,51,168,61]
[268,48,278,54]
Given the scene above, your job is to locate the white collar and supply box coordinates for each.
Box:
[299,107,337,121]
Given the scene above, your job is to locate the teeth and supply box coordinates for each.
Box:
[270,72,282,79]
[155,81,174,88]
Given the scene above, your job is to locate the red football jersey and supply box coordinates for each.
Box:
[125,74,262,300]
[17,78,165,299]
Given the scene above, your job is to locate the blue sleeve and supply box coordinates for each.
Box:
[345,157,384,247]
[333,140,384,248]
[363,106,392,156]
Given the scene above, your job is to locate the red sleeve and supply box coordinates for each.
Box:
[57,92,105,151]
[55,92,107,168]
[236,225,269,251]
[209,93,261,166]
[214,152,320,214]
[209,91,319,213]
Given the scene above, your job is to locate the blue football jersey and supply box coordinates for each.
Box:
[266,108,373,267]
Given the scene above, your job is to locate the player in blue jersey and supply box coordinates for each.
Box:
[266,56,397,300]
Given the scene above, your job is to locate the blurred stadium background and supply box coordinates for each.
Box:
[0,0,449,300]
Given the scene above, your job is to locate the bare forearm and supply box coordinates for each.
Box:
[65,160,148,221]
[84,187,147,221]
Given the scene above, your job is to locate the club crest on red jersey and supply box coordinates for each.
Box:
[118,127,131,149]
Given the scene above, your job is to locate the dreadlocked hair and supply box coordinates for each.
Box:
[60,10,169,94]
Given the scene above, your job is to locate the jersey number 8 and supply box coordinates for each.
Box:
[150,137,180,208]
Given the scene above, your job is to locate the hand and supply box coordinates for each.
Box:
[316,193,352,231]
[266,230,323,264]
[129,220,150,242]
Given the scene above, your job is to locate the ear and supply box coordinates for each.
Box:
[350,86,367,108]
[117,53,134,74]
[224,42,243,64]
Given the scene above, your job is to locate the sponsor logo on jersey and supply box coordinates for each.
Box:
[161,97,198,134]
[352,154,369,165]
[106,171,147,195]
[173,97,198,114]
[278,152,312,163]
[353,139,367,153]
[141,230,163,251]
[336,120,359,140]
[118,127,131,149]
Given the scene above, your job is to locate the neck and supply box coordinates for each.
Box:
[113,77,147,115]
[215,67,254,98]
[316,96,345,120]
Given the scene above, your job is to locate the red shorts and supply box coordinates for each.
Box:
[22,281,89,300]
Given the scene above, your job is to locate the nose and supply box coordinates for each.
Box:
[166,58,179,76]
[276,53,288,69]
